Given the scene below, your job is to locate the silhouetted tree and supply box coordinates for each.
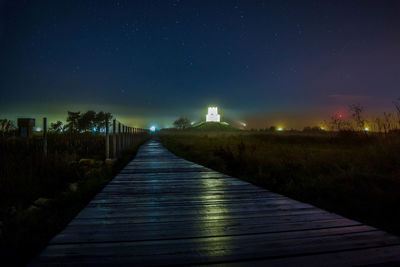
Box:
[78,110,96,132]
[66,111,81,132]
[95,111,112,131]
[394,98,400,129]
[330,113,348,131]
[349,103,365,131]
[173,117,190,129]
[50,121,63,132]
[66,110,113,133]
[382,112,394,133]
[303,126,322,133]
[0,119,15,136]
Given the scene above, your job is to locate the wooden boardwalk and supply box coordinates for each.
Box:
[32,139,400,266]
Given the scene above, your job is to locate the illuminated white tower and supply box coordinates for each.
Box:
[206,107,220,122]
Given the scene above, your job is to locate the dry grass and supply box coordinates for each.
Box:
[160,130,400,235]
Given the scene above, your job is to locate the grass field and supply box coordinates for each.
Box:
[0,132,150,265]
[160,129,400,236]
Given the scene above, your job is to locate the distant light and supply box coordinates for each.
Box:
[277,127,283,131]
[35,127,42,132]
[150,126,156,132]
[191,121,196,125]
[320,127,325,130]
[241,122,247,127]
[364,127,369,131]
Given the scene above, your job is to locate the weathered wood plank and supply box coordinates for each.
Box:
[65,211,345,228]
[31,138,400,266]
[34,230,400,266]
[207,245,400,267]
[51,219,366,244]
[69,209,331,225]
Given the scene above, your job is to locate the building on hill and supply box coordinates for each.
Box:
[206,107,220,122]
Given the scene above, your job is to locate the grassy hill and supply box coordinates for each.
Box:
[189,121,239,131]
[158,122,239,135]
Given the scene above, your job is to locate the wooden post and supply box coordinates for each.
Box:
[126,127,129,146]
[43,117,47,157]
[118,122,121,156]
[113,119,117,159]
[105,118,109,159]
[132,128,136,145]
[126,126,129,147]
[129,127,132,146]
[124,126,128,149]
[132,127,135,145]
[121,123,124,154]
[123,125,126,151]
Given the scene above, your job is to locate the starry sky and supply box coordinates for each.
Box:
[1,0,400,129]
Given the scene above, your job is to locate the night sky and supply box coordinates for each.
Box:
[1,0,400,129]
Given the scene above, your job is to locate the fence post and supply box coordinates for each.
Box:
[127,127,130,147]
[123,123,125,154]
[43,117,47,157]
[128,126,130,147]
[118,122,121,156]
[132,127,135,145]
[124,126,128,149]
[132,127,134,145]
[126,126,129,147]
[129,127,132,146]
[127,126,129,147]
[113,119,117,159]
[122,124,124,151]
[105,118,109,159]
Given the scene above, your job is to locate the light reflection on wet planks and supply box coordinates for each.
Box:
[32,139,400,266]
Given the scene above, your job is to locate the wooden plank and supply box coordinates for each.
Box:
[89,194,288,204]
[86,198,301,207]
[34,231,400,266]
[67,210,342,226]
[73,205,319,220]
[80,199,316,211]
[31,138,400,266]
[51,219,366,244]
[207,245,400,267]
[69,209,331,225]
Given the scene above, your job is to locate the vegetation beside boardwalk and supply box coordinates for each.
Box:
[0,132,150,265]
[160,129,400,236]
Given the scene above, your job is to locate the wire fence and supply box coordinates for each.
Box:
[0,118,151,162]
[106,119,150,159]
